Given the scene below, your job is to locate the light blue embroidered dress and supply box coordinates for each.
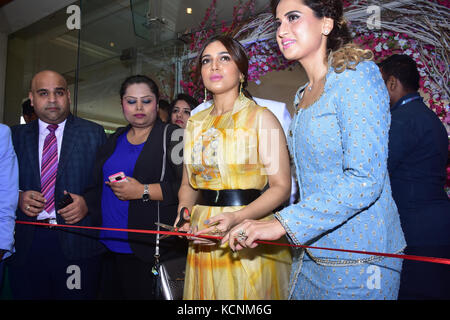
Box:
[276,61,406,300]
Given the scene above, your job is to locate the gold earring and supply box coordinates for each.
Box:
[239,78,244,97]
[204,87,208,103]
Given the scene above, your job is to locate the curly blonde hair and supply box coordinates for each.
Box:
[329,43,374,74]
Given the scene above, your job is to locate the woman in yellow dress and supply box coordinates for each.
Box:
[176,35,292,300]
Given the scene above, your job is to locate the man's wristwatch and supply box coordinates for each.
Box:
[142,184,150,202]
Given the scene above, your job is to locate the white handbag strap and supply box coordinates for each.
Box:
[155,124,169,259]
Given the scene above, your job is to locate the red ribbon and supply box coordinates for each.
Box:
[15,220,450,266]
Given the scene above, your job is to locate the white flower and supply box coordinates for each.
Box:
[404,49,413,55]
[383,43,389,50]
[375,43,382,52]
[398,39,407,47]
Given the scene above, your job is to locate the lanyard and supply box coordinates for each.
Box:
[399,95,421,107]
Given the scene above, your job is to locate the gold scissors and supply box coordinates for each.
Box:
[155,207,189,240]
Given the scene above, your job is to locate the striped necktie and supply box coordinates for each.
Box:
[41,124,58,213]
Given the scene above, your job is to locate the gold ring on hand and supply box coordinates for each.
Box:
[26,205,31,211]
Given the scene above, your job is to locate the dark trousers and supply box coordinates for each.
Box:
[9,226,101,300]
[398,245,450,300]
[98,250,157,300]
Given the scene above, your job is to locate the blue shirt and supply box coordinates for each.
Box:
[100,131,145,253]
[0,124,18,260]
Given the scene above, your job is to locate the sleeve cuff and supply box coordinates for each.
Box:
[274,211,302,246]
[0,248,14,261]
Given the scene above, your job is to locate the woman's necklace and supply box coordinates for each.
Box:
[296,77,326,112]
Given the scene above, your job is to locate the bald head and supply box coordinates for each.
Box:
[29,70,71,124]
[31,70,68,91]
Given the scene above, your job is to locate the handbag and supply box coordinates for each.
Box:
[154,256,186,300]
[153,124,187,300]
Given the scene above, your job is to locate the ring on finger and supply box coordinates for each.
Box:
[237,229,248,242]
[26,205,31,211]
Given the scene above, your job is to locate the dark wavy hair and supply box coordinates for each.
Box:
[271,0,372,72]
[171,93,199,111]
[169,93,199,119]
[195,35,253,99]
[270,0,351,52]
[119,75,160,102]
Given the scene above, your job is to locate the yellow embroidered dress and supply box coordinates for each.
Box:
[183,96,292,300]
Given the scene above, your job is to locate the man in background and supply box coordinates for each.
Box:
[158,99,170,123]
[379,54,450,300]
[21,98,38,124]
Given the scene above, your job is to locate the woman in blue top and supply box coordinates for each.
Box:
[223,0,406,300]
[86,75,184,299]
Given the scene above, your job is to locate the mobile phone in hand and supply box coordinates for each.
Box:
[57,193,74,210]
[108,172,126,183]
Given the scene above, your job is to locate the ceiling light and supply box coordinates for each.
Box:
[186,8,192,14]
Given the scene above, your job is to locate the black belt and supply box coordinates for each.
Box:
[197,189,261,207]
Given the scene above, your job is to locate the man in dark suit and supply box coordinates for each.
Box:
[380,54,450,300]
[9,70,107,299]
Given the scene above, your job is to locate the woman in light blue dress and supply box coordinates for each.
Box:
[222,0,406,300]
